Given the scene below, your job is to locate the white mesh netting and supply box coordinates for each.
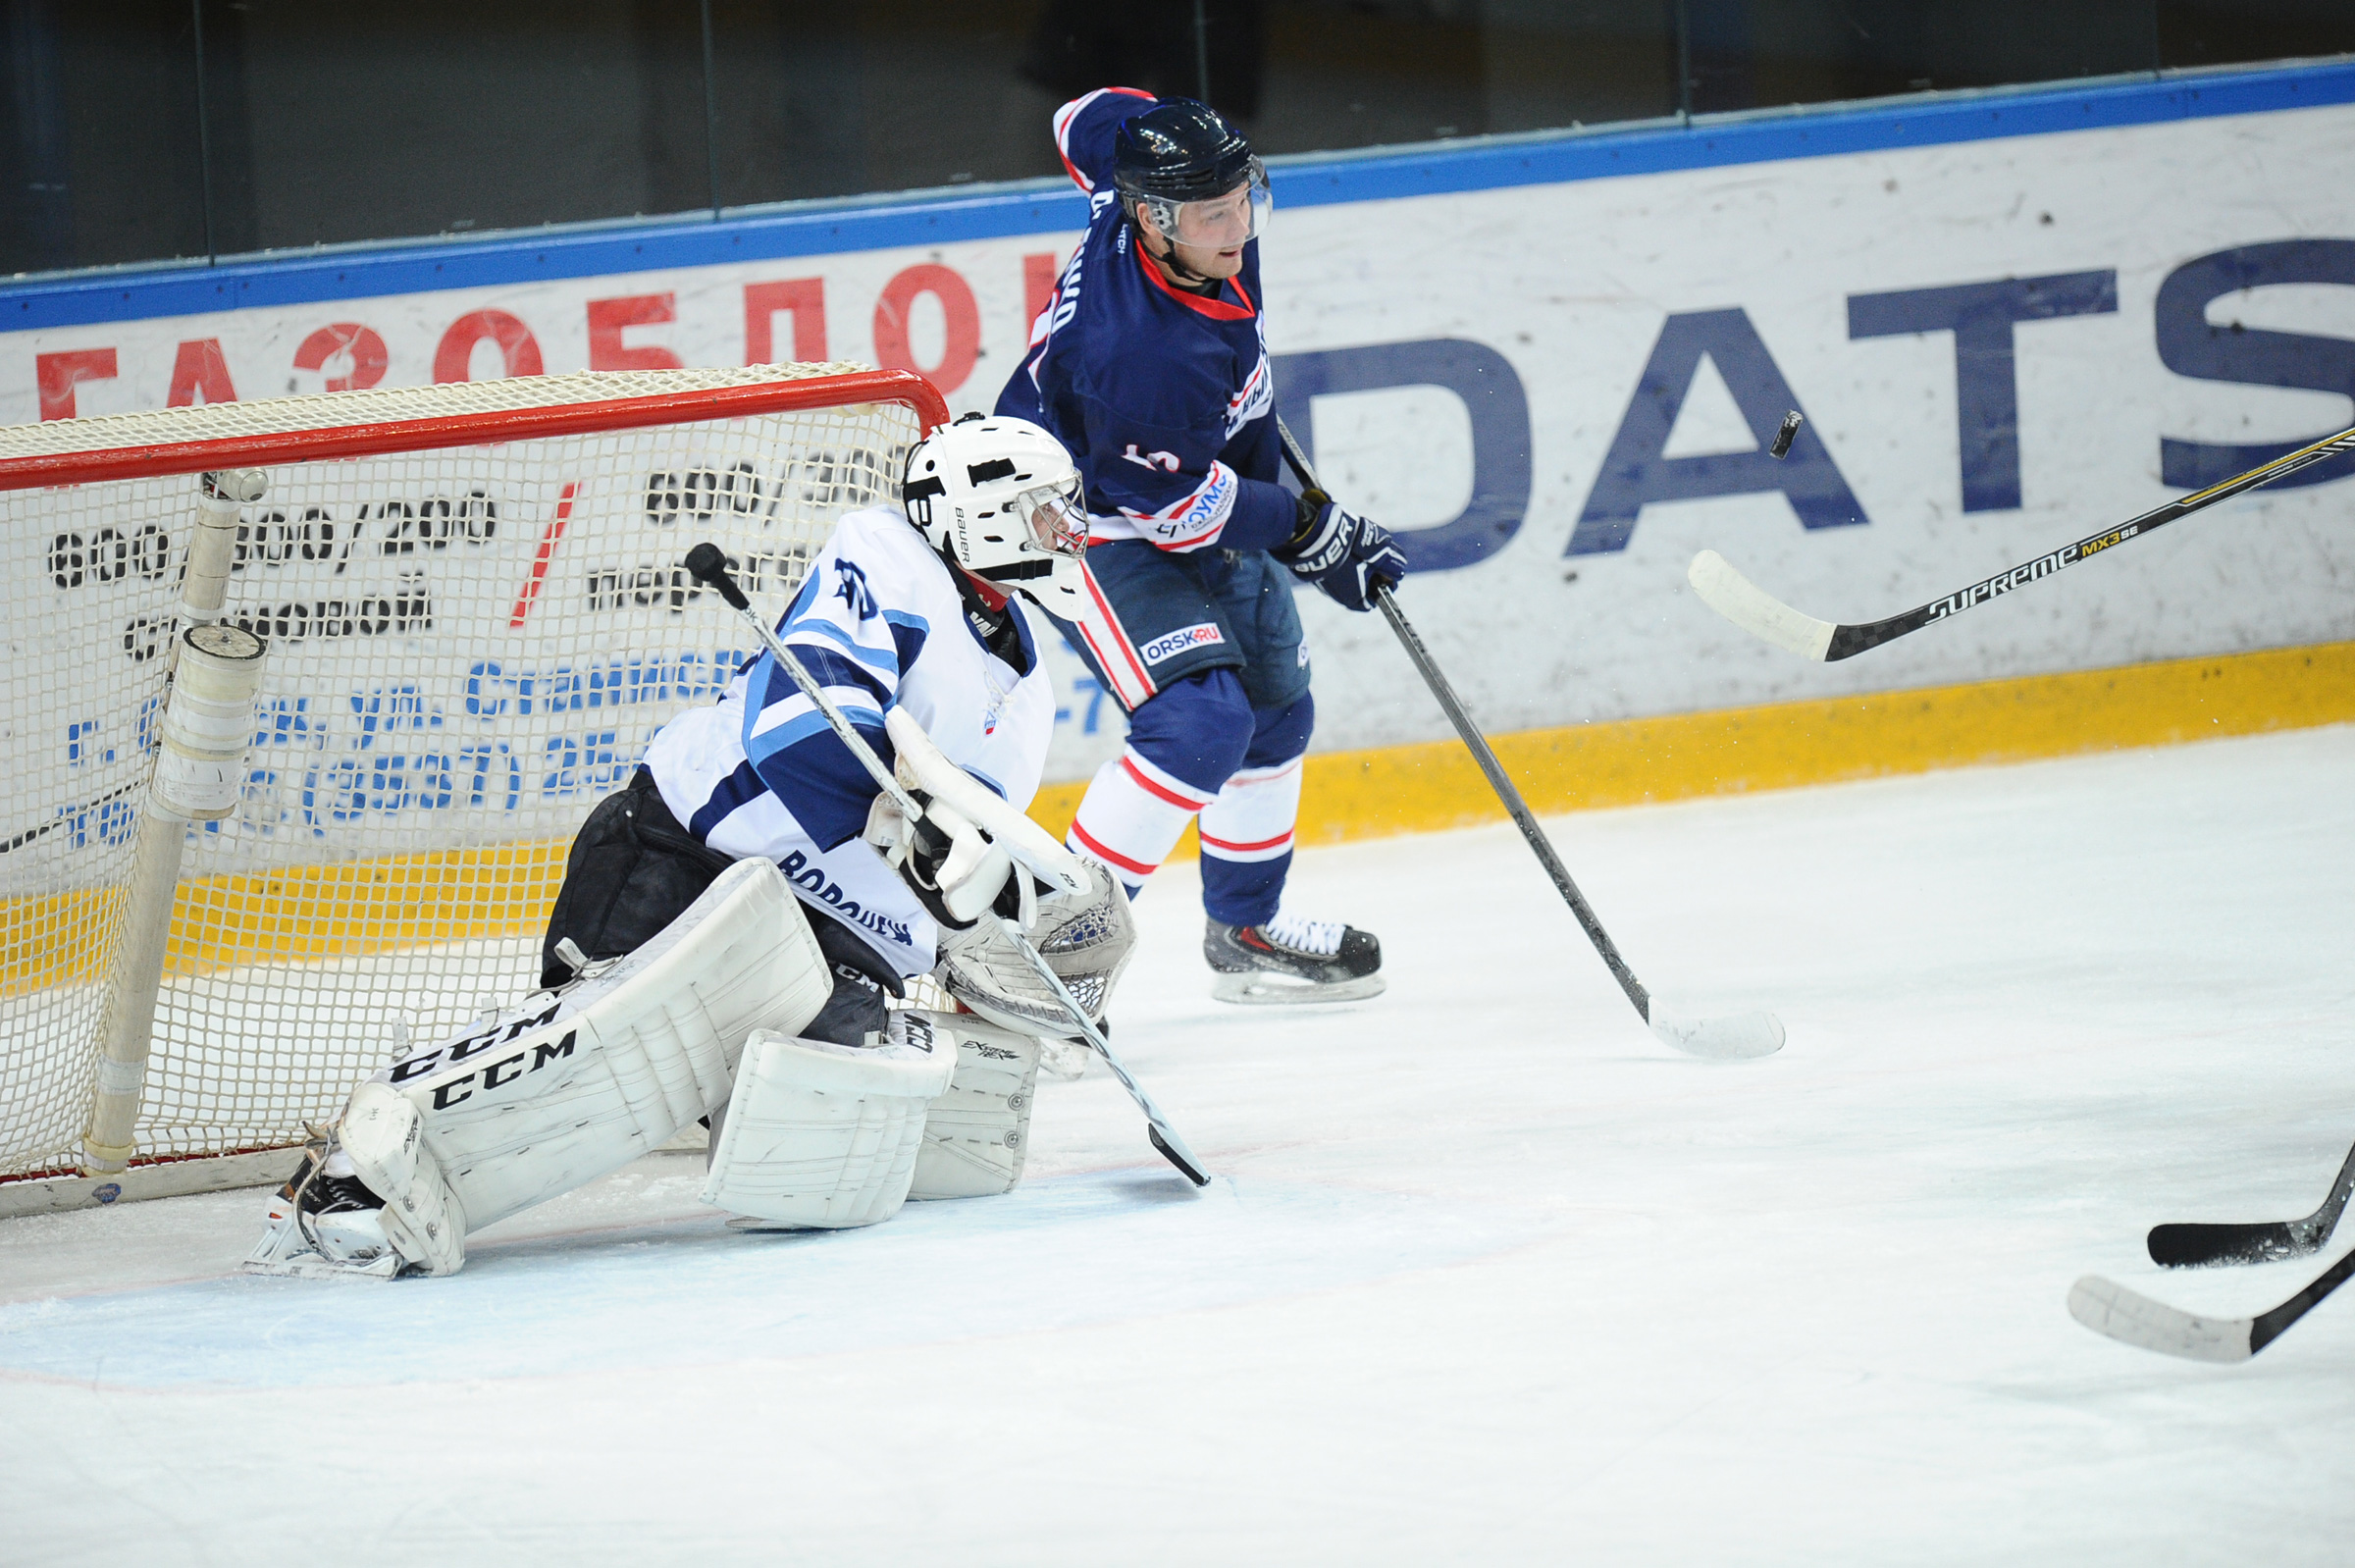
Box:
[1,364,923,1177]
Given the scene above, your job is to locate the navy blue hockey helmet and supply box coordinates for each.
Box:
[1113,99,1255,204]
[1112,99,1271,259]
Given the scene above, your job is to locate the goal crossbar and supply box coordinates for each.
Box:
[0,365,949,489]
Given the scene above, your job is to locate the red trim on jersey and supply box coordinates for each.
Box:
[1111,460,1236,553]
[1120,756,1214,811]
[1133,241,1257,321]
[1198,829,1293,855]
[1068,819,1161,878]
[1054,86,1156,193]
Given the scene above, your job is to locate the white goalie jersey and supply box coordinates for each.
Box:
[644,505,1059,978]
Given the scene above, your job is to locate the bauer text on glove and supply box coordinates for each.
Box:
[1277,497,1409,611]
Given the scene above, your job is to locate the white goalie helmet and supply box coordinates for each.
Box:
[902,414,1088,617]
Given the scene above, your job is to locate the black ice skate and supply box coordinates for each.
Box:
[1204,912,1385,1005]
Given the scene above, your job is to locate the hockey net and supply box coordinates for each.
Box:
[0,363,944,1179]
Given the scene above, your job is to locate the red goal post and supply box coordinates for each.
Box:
[0,362,948,1200]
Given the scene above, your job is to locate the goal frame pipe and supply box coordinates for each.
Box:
[81,474,260,1174]
[0,368,951,492]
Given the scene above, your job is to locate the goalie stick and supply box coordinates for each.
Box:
[2147,1134,2355,1270]
[682,543,1212,1187]
[2068,1245,2355,1363]
[1274,419,1783,1062]
[1689,421,2355,661]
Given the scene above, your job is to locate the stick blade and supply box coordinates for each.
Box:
[1688,550,1835,661]
[2148,1220,2307,1269]
[1148,1124,1213,1187]
[1649,1009,1785,1061]
[2067,1275,2256,1363]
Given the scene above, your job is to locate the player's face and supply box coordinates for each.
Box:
[1173,182,1258,248]
[1016,477,1086,558]
[1138,168,1269,284]
[1164,231,1246,281]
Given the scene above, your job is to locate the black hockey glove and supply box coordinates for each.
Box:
[1277,493,1408,612]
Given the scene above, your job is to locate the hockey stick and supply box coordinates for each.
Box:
[2147,1134,2355,1269]
[683,544,1212,1186]
[0,778,139,855]
[1689,421,2355,661]
[2068,1246,2355,1363]
[1273,420,1783,1061]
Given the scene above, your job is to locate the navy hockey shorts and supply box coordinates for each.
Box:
[1055,540,1311,715]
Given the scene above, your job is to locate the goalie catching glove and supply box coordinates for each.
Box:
[865,707,1137,1037]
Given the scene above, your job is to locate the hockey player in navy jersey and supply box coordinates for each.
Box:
[999,88,1407,1004]
[246,416,1141,1278]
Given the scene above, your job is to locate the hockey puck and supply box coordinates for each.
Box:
[1769,410,1802,459]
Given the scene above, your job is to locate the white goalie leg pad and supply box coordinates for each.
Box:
[384,858,830,1236]
[936,859,1136,1038]
[702,1011,958,1228]
[909,1014,1041,1201]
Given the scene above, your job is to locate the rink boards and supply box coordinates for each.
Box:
[3,61,2352,815]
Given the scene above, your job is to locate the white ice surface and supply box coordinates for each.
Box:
[4,726,2353,1565]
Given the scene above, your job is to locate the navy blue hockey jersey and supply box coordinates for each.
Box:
[996,88,1294,557]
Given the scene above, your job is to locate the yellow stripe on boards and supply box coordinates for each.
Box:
[1022,639,2355,856]
[7,639,2344,988]
[0,842,571,994]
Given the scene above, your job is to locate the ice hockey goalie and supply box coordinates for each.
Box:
[247,415,1135,1279]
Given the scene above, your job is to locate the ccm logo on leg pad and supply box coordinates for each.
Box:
[422,1028,580,1110]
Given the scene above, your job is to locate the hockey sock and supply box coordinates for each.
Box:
[1197,755,1303,927]
[1067,745,1215,896]
[1199,693,1312,926]
[1066,668,1252,895]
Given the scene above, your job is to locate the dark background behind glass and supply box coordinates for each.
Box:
[4,0,2350,276]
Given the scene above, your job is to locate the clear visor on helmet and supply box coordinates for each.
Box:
[1141,160,1272,252]
[1016,476,1087,557]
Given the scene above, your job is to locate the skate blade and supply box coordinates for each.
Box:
[1210,971,1387,1006]
[240,1250,401,1281]
[725,1215,820,1233]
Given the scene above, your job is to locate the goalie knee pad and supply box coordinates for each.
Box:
[701,1010,958,1228]
[375,857,830,1249]
[909,1015,1041,1201]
